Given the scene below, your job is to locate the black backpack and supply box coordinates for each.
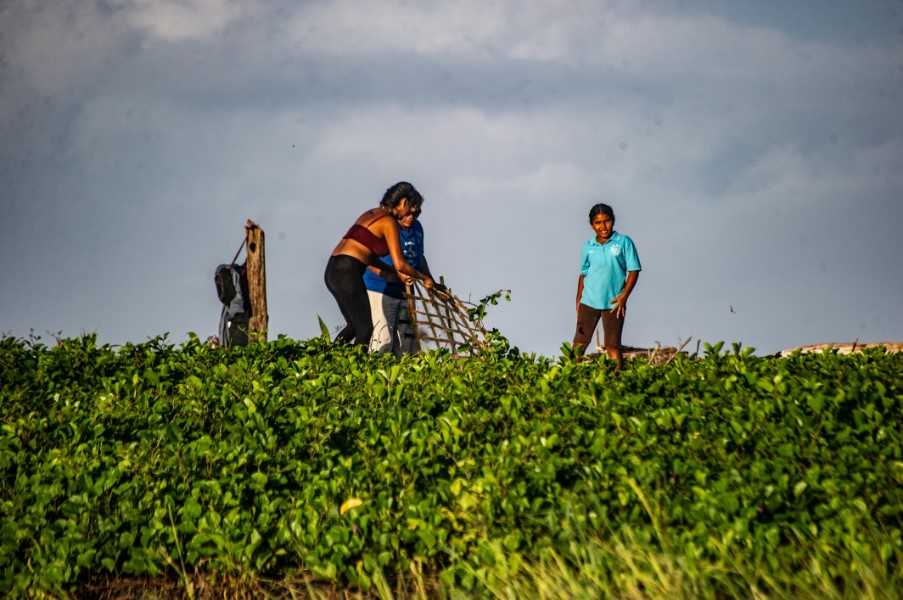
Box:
[214,263,251,347]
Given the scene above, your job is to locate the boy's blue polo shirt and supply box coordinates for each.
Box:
[579,231,641,310]
[363,220,424,299]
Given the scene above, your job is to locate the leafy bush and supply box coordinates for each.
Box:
[1,334,901,596]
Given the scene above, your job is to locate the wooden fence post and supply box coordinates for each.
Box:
[245,220,268,342]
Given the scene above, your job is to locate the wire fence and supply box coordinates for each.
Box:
[404,279,489,355]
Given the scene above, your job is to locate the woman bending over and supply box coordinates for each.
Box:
[325,181,434,345]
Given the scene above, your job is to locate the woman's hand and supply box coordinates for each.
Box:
[423,276,435,290]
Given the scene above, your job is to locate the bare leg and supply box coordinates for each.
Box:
[573,303,602,360]
[605,345,623,370]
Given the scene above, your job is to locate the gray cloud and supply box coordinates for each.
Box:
[2,0,901,353]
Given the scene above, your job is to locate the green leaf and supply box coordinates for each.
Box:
[250,472,268,491]
[317,315,331,341]
[182,498,203,522]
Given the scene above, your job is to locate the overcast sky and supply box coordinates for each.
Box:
[2,0,902,356]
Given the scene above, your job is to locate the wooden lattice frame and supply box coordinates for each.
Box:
[404,279,489,355]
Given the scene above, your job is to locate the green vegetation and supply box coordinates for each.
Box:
[1,333,901,598]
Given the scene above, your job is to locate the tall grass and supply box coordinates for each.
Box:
[453,529,900,600]
[444,479,901,599]
[79,524,901,599]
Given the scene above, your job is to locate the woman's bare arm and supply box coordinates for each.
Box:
[378,219,433,286]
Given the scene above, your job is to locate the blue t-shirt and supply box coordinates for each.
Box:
[363,220,425,299]
[579,231,641,310]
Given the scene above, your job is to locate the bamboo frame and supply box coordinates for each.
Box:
[404,280,490,355]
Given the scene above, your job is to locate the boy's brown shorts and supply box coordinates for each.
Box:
[573,303,624,351]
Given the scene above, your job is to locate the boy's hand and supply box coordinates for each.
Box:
[611,293,628,318]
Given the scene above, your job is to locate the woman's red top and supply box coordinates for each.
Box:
[342,213,390,256]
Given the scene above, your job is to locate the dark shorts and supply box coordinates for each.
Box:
[573,303,624,352]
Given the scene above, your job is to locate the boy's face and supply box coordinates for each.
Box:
[391,198,416,220]
[591,213,614,240]
[399,205,421,229]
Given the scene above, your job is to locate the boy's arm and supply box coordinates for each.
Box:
[611,271,640,318]
[576,241,591,313]
[419,256,433,279]
[368,266,400,282]
[576,275,585,313]
[397,256,431,286]
[403,224,431,285]
[367,259,398,281]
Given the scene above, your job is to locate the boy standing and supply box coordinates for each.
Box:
[364,206,432,355]
[573,203,641,368]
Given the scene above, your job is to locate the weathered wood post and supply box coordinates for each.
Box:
[244,220,268,342]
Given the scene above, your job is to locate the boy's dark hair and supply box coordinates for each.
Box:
[589,203,615,223]
[381,181,424,209]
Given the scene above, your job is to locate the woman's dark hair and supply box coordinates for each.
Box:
[589,203,615,223]
[381,181,424,209]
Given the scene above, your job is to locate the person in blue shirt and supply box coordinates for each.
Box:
[573,203,641,367]
[364,204,433,354]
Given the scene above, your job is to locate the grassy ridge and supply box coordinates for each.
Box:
[1,334,901,597]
